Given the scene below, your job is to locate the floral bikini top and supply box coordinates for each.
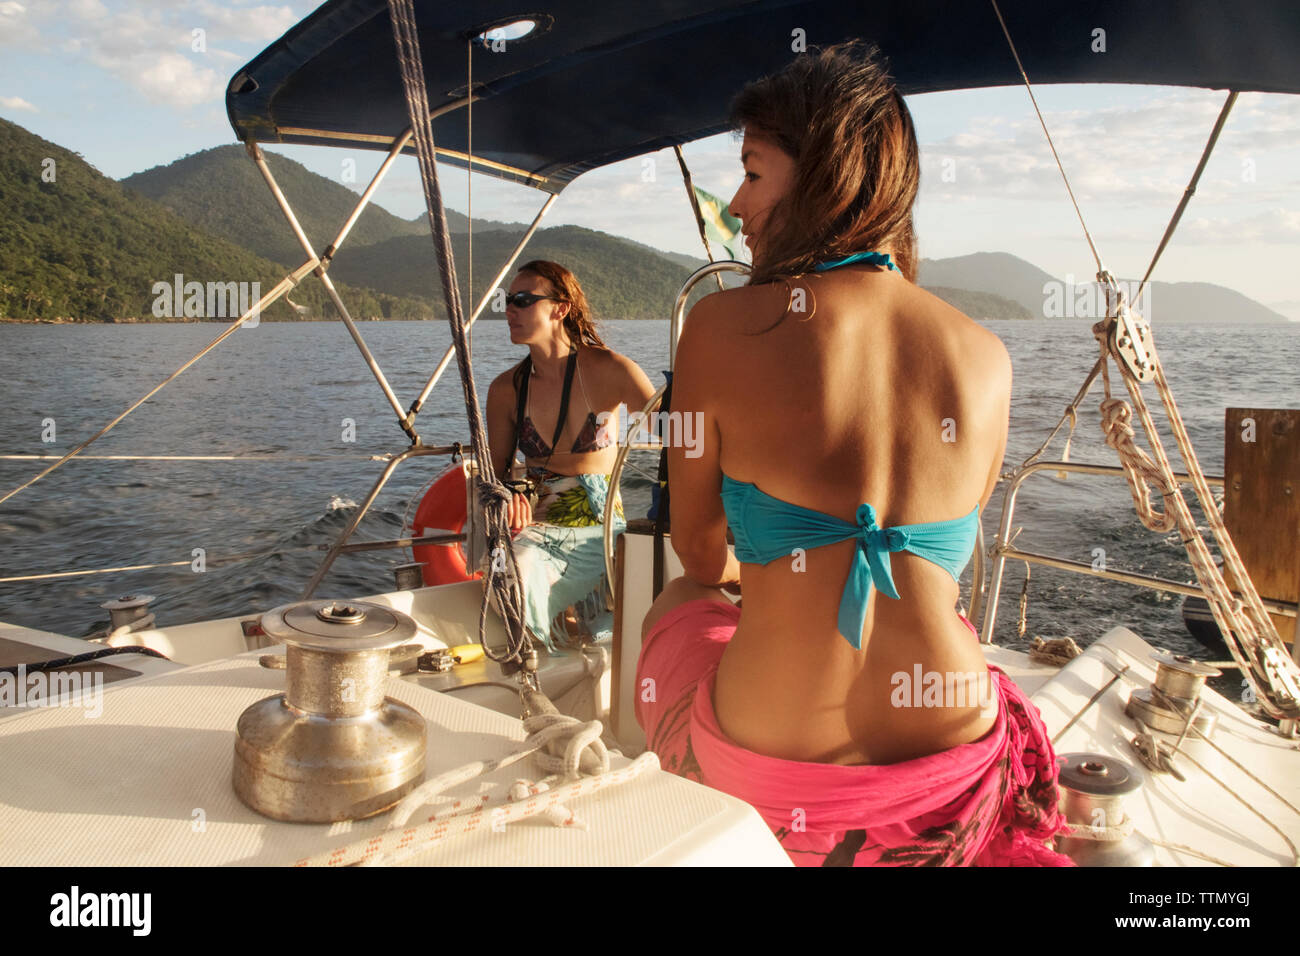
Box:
[513,348,613,461]
[516,412,610,458]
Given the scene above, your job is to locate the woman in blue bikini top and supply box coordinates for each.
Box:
[643,45,1013,768]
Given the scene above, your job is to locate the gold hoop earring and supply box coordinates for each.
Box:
[778,276,817,321]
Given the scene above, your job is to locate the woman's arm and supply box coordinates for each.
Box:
[485,370,530,531]
[613,351,658,411]
[665,299,740,588]
[485,372,518,482]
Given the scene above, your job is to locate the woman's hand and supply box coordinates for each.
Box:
[507,492,533,534]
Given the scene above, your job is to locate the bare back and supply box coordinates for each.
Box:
[675,265,1011,766]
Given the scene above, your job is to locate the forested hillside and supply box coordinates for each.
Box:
[0,120,433,321]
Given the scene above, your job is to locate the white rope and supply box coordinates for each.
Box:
[1061,814,1136,842]
[1029,635,1082,667]
[1095,316,1300,719]
[292,716,655,868]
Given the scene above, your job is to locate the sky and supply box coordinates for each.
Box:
[2,0,1298,319]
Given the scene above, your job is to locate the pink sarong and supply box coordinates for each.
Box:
[635,598,1073,866]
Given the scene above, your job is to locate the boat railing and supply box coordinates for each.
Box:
[973,460,1298,646]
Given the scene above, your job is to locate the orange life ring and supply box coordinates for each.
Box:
[410,463,480,586]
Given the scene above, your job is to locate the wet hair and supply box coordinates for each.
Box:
[510,260,608,395]
[730,41,920,288]
[516,260,607,350]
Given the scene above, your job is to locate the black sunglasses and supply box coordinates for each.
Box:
[505,292,564,309]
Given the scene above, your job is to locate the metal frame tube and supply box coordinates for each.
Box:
[670,260,750,371]
[248,141,414,434]
[979,459,1225,644]
[336,532,464,554]
[408,193,558,415]
[325,129,414,260]
[300,443,460,599]
[966,521,987,623]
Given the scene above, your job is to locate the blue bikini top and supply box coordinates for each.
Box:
[719,247,974,650]
[721,476,979,649]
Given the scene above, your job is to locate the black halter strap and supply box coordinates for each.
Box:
[514,347,579,469]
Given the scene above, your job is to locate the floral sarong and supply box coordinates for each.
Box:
[505,467,624,651]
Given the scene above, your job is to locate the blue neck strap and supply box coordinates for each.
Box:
[812,251,899,273]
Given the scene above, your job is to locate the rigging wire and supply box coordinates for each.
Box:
[0,290,280,508]
[1136,91,1239,303]
[989,0,1108,281]
[387,0,533,678]
[989,1,1298,719]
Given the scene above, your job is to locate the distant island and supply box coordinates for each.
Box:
[1,120,1288,326]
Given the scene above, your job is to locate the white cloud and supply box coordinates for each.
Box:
[1166,208,1300,245]
[0,94,37,112]
[0,1,40,48]
[66,0,107,19]
[917,91,1300,211]
[130,52,224,108]
[193,1,297,45]
[0,1,298,111]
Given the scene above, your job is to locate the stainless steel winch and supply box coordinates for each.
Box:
[1055,752,1154,866]
[1126,651,1221,738]
[232,599,427,823]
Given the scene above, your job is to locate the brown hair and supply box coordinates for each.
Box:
[730,41,920,288]
[510,260,609,396]
[516,260,608,351]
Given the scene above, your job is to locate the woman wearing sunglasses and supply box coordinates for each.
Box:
[633,44,1071,866]
[486,260,656,649]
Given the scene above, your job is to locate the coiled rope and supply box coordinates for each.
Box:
[387,0,531,677]
[1096,321,1300,719]
[293,714,653,867]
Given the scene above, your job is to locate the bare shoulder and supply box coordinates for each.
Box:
[585,344,641,381]
[907,284,1012,382]
[682,283,787,341]
[487,364,521,408]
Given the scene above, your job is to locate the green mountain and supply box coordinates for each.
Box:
[331,225,693,320]
[122,145,429,270]
[0,119,433,322]
[120,145,694,320]
[919,251,1288,324]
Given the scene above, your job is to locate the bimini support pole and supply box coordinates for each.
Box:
[407,192,558,418]
[322,128,415,264]
[246,141,420,442]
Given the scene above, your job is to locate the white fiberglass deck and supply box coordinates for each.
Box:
[1035,626,1300,867]
[0,649,788,866]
